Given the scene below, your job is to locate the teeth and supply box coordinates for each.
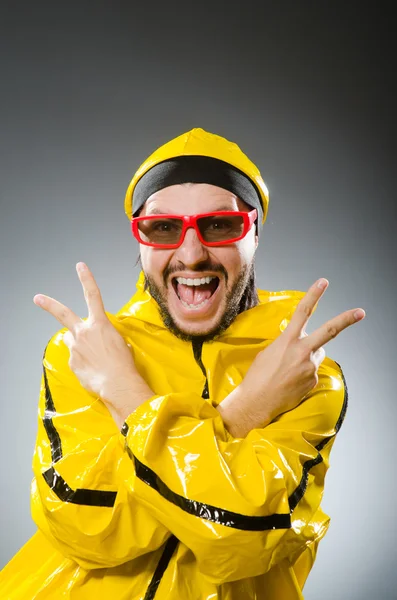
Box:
[180,297,211,309]
[176,276,216,286]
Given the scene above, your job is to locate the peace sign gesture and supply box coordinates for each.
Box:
[218,278,365,438]
[34,262,107,334]
[33,262,143,408]
[284,278,365,352]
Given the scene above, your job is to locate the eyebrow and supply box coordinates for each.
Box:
[146,205,236,215]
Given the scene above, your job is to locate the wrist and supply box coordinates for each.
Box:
[100,374,154,430]
[217,384,273,437]
[101,373,151,403]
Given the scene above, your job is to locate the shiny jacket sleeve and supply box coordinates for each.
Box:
[31,331,171,570]
[120,358,347,584]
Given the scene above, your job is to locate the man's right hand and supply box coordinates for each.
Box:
[217,278,365,438]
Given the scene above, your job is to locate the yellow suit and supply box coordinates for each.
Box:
[0,271,347,599]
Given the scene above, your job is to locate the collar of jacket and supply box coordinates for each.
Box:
[114,270,311,343]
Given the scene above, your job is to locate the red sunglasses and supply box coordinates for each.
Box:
[131,209,257,248]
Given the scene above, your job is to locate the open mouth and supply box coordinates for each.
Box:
[171,276,220,310]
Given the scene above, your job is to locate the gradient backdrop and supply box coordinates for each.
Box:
[0,2,396,598]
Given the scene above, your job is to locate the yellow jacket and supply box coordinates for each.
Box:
[0,271,347,599]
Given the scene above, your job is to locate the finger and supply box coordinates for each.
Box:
[305,308,366,352]
[62,330,74,349]
[311,346,326,369]
[33,294,82,332]
[76,262,106,321]
[285,278,329,340]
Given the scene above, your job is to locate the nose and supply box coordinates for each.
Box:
[174,225,209,266]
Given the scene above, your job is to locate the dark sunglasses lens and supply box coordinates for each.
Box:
[197,215,245,242]
[137,218,183,245]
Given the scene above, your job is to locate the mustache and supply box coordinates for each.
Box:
[164,261,228,284]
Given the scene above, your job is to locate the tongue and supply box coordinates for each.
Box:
[177,281,218,305]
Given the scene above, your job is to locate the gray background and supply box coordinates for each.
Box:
[0,2,396,598]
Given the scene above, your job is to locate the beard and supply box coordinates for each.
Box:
[143,260,258,343]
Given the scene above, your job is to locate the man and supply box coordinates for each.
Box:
[0,127,365,599]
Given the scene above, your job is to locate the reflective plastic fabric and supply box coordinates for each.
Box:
[0,272,347,599]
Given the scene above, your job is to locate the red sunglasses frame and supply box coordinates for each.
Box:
[131,209,258,248]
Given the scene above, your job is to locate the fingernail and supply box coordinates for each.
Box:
[354,309,365,320]
[317,279,328,289]
[34,295,44,305]
[77,262,87,271]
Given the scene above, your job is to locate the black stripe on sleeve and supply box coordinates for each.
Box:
[121,364,348,527]
[42,466,117,507]
[287,452,324,512]
[42,364,63,463]
[40,345,117,508]
[122,444,291,531]
[288,362,348,512]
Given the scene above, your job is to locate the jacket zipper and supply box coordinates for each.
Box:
[192,339,209,399]
[141,339,209,599]
[142,535,179,600]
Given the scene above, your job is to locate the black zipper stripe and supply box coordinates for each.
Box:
[40,345,117,507]
[192,339,206,376]
[201,379,209,399]
[288,362,348,512]
[192,339,210,398]
[143,536,179,600]
[139,339,209,600]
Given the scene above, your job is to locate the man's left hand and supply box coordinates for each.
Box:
[33,262,154,424]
